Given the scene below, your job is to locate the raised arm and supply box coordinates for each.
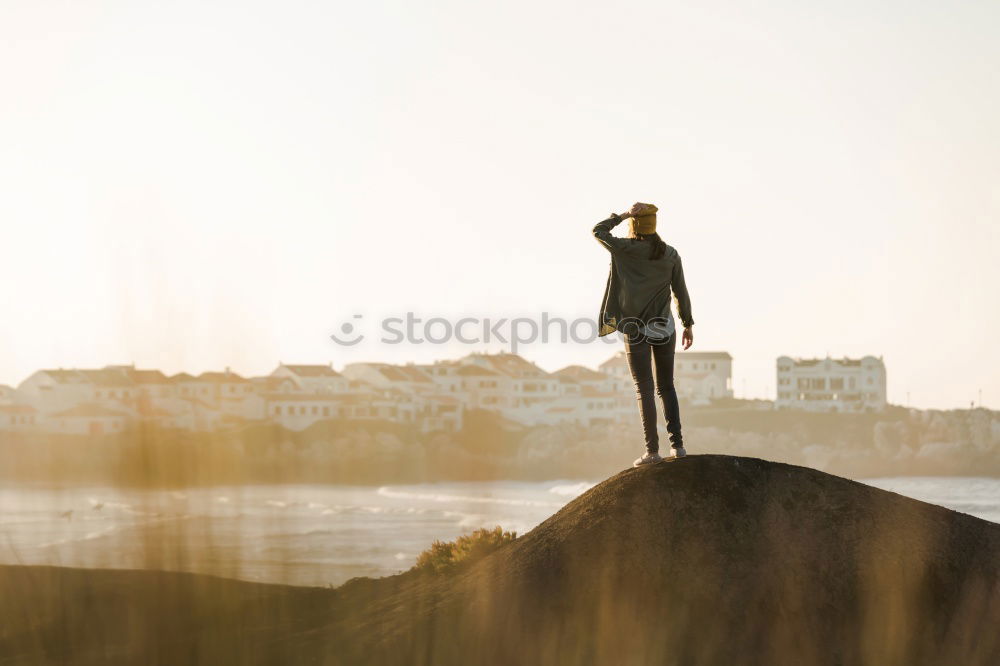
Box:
[592,213,630,254]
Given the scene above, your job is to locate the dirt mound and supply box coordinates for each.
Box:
[326,455,1000,666]
[2,456,998,665]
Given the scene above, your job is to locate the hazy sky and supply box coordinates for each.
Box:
[2,0,998,409]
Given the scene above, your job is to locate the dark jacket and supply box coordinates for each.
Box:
[593,215,694,337]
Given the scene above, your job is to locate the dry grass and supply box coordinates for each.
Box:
[413,526,517,573]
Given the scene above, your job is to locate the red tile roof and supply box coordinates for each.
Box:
[346,363,433,383]
[554,365,608,381]
[252,376,297,390]
[38,368,135,387]
[280,364,343,378]
[676,351,732,360]
[468,353,549,378]
[787,357,863,367]
[0,405,36,414]
[456,365,499,377]
[598,353,627,370]
[196,371,251,384]
[377,365,432,383]
[38,369,88,384]
[77,369,135,387]
[124,369,171,384]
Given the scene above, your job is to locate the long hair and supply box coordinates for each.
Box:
[635,232,667,260]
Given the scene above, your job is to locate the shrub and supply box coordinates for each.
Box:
[413,526,517,573]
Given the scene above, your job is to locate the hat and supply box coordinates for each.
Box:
[630,203,658,235]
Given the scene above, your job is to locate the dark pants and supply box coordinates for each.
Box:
[625,332,682,454]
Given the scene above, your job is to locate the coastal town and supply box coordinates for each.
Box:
[0,351,887,435]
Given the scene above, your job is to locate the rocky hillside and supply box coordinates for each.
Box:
[323,455,1000,665]
[2,455,998,665]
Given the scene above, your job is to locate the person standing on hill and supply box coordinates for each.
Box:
[593,202,694,467]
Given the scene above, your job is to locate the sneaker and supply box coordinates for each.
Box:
[669,447,687,458]
[633,451,662,467]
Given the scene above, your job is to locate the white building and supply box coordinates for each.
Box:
[338,362,464,432]
[114,367,173,402]
[438,353,629,426]
[266,393,348,431]
[675,352,733,403]
[250,375,299,394]
[17,369,128,415]
[553,365,619,395]
[525,385,622,427]
[270,364,349,394]
[166,369,264,422]
[169,373,208,401]
[454,365,511,410]
[459,352,561,422]
[417,353,624,426]
[340,362,436,394]
[413,360,465,394]
[595,355,640,424]
[2,351,745,433]
[414,360,513,412]
[416,393,463,432]
[196,371,263,420]
[264,373,462,433]
[599,350,734,405]
[0,404,38,431]
[193,370,256,402]
[15,367,161,421]
[47,404,130,435]
[548,365,632,425]
[775,355,887,412]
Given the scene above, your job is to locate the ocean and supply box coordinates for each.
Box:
[1,476,997,587]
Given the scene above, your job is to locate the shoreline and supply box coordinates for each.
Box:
[2,469,1000,492]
